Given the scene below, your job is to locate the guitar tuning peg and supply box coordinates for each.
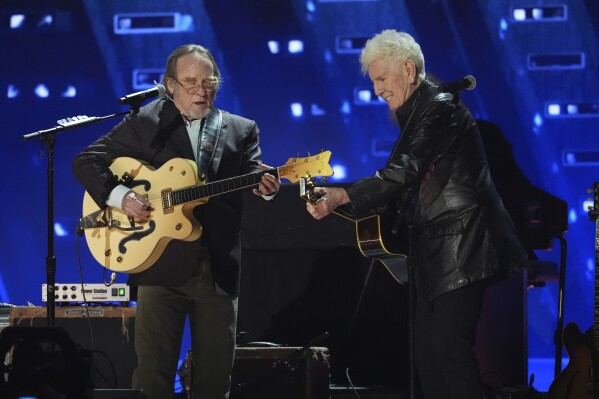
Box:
[308,152,311,157]
[322,177,328,183]
[296,152,300,157]
[320,149,324,153]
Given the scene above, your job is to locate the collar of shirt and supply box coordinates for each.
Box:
[184,117,206,162]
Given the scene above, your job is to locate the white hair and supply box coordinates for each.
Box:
[359,29,426,80]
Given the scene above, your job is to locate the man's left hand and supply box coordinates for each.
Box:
[252,162,281,196]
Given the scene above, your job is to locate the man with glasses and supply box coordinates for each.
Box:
[73,44,280,399]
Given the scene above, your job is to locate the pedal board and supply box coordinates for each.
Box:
[42,283,130,302]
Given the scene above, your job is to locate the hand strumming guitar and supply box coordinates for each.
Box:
[122,190,151,221]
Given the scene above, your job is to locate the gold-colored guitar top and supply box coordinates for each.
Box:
[81,153,334,273]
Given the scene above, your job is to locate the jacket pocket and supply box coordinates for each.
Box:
[421,217,464,238]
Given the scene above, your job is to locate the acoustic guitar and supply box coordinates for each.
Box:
[80,153,333,273]
[547,181,599,398]
[300,176,409,284]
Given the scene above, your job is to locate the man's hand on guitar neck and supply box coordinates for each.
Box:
[252,162,281,197]
[306,187,350,220]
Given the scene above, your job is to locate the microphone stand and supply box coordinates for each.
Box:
[407,224,416,399]
[22,108,139,327]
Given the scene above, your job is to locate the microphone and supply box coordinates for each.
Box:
[439,75,476,94]
[118,83,166,106]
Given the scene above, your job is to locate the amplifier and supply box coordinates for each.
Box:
[231,346,330,399]
[9,306,137,389]
[42,283,130,302]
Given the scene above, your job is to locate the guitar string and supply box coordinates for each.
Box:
[106,157,331,217]
[116,183,263,214]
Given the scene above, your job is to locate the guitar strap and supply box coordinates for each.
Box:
[196,108,222,181]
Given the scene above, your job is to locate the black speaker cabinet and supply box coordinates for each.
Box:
[231,346,330,399]
[9,306,137,389]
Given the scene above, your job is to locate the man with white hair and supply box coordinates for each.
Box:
[306,30,526,399]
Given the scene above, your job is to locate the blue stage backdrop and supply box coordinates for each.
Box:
[1,0,598,393]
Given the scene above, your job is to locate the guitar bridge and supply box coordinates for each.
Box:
[162,188,173,214]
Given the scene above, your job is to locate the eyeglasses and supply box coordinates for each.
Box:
[173,77,219,95]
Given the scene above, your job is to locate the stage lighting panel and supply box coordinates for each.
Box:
[61,85,77,98]
[268,41,280,54]
[288,40,304,54]
[2,10,70,31]
[133,69,164,90]
[562,150,599,166]
[310,103,326,116]
[113,12,193,34]
[331,164,347,180]
[546,102,598,117]
[318,0,379,2]
[354,87,385,105]
[290,102,303,118]
[6,85,19,99]
[5,81,81,99]
[528,53,585,70]
[511,5,567,22]
[34,84,49,98]
[335,35,370,54]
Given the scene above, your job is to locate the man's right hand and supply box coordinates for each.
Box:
[121,190,151,220]
[306,187,350,220]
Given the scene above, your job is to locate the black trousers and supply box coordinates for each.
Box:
[132,263,238,399]
[414,281,487,399]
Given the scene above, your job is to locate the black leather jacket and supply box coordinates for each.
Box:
[345,80,527,301]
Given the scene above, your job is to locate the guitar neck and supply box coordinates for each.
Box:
[170,168,278,206]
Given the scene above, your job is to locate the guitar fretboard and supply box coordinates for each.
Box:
[171,168,278,205]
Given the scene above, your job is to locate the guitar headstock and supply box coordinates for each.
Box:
[278,151,334,183]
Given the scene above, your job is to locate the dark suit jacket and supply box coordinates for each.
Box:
[72,98,262,297]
